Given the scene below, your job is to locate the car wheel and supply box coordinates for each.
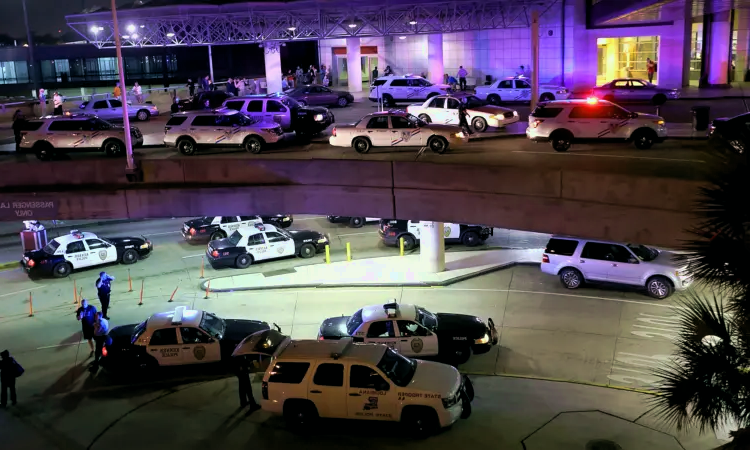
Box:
[136,109,150,121]
[210,231,225,241]
[461,231,481,247]
[646,276,673,299]
[382,94,394,107]
[297,99,307,106]
[284,401,318,429]
[463,375,475,402]
[336,97,349,107]
[52,262,71,278]
[244,136,263,154]
[559,267,583,289]
[453,346,472,365]
[352,137,371,154]
[34,142,54,161]
[349,217,364,228]
[402,407,439,438]
[103,139,125,157]
[487,94,501,105]
[121,249,139,265]
[428,136,449,154]
[401,234,417,250]
[235,254,253,269]
[418,114,432,123]
[471,117,488,133]
[539,93,554,102]
[299,243,316,259]
[177,138,196,156]
[632,129,656,149]
[550,130,573,152]
[652,94,667,106]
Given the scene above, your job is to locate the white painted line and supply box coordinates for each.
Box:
[0,286,47,299]
[503,289,677,309]
[337,231,378,237]
[37,342,83,350]
[511,150,704,163]
[144,231,181,236]
[294,216,328,221]
[182,254,205,259]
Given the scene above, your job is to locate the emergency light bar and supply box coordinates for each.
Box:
[254,223,266,231]
[383,301,400,318]
[172,306,186,325]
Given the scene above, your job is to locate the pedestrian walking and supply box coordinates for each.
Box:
[76,299,98,358]
[92,312,110,366]
[0,350,23,408]
[647,58,657,83]
[286,70,295,88]
[96,271,114,320]
[458,98,473,135]
[186,78,196,97]
[38,87,47,115]
[295,66,304,85]
[235,359,260,410]
[372,66,379,80]
[12,110,27,151]
[201,75,210,92]
[457,66,468,91]
[247,78,257,95]
[236,77,246,96]
[53,92,63,115]
[113,82,122,100]
[132,82,143,103]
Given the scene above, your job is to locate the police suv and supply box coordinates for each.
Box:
[319,302,498,365]
[232,330,474,435]
[474,76,570,104]
[379,220,493,250]
[206,223,329,269]
[21,230,152,278]
[19,114,144,160]
[368,75,452,106]
[102,306,273,371]
[526,98,668,152]
[182,215,294,242]
[222,93,334,136]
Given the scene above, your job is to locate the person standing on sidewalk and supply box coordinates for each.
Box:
[53,92,63,115]
[0,350,23,408]
[647,58,656,83]
[76,299,98,358]
[38,87,47,115]
[132,82,143,103]
[113,82,122,100]
[12,110,27,151]
[235,359,260,411]
[96,271,114,320]
[457,66,468,91]
[92,312,109,367]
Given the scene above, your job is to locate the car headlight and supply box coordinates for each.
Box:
[513,111,518,116]
[317,238,328,244]
[654,120,665,126]
[314,114,325,121]
[556,89,568,94]
[475,333,490,345]
[454,132,465,139]
[442,393,460,408]
[140,243,149,249]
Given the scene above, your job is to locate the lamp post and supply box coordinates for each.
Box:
[20,0,40,98]
[530,9,540,111]
[110,0,135,171]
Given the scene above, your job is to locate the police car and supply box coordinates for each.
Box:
[368,75,452,106]
[232,330,474,435]
[206,223,329,269]
[378,220,492,250]
[406,94,519,132]
[182,215,294,242]
[21,230,152,278]
[102,306,274,371]
[326,216,380,228]
[318,302,498,365]
[526,97,668,152]
[473,76,570,104]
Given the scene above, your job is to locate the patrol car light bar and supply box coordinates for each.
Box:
[172,306,187,325]
[66,0,560,48]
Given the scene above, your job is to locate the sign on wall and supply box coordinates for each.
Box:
[0,199,58,220]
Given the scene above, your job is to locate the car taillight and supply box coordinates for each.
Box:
[332,127,336,137]
[388,231,396,237]
[190,228,196,236]
[102,346,108,357]
[542,254,549,263]
[262,381,268,400]
[211,250,219,257]
[27,259,35,268]
[531,119,543,128]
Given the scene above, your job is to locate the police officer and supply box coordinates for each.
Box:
[457,98,473,135]
[0,350,22,407]
[235,358,260,411]
[76,299,98,357]
[96,271,114,320]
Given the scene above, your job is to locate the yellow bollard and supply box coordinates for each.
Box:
[325,245,331,264]
[346,242,351,262]
[400,237,405,256]
[73,279,78,304]
[28,292,34,317]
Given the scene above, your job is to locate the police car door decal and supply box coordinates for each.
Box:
[215,127,243,144]
[63,239,89,268]
[597,119,630,138]
[391,129,421,146]
[396,321,439,357]
[72,131,101,148]
[446,223,461,239]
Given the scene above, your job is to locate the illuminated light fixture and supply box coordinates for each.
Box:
[585,97,598,104]
[131,33,139,39]
[399,36,406,39]
[166,32,175,37]
[409,20,417,25]
[287,27,296,31]
[140,24,145,28]
[90,25,103,33]
[122,34,130,39]
[127,24,136,33]
[348,23,357,28]
[23,43,29,47]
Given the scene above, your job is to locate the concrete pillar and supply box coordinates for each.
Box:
[208,44,214,83]
[264,42,283,94]
[419,222,445,273]
[530,10,540,110]
[707,15,731,85]
[346,37,362,92]
[734,9,750,83]
[427,34,444,85]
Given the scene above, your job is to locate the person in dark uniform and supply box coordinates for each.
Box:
[76,299,98,357]
[0,350,22,407]
[92,312,110,367]
[235,358,260,411]
[96,272,114,320]
[186,79,195,97]
[457,99,473,135]
[11,110,27,151]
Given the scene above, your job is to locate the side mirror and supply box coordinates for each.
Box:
[628,257,638,264]
[630,112,638,119]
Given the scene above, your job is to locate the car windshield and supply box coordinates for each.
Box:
[405,113,427,127]
[462,96,485,108]
[346,308,364,335]
[416,306,438,331]
[130,320,147,344]
[200,312,226,338]
[281,96,300,108]
[41,240,60,255]
[627,244,658,262]
[377,348,417,387]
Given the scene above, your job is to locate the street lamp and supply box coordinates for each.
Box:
[109,0,136,172]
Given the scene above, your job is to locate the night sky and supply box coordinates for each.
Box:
[0,0,103,39]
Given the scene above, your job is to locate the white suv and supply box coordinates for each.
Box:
[540,236,692,299]
[369,75,452,106]
[233,331,474,435]
[474,76,570,104]
[526,98,667,152]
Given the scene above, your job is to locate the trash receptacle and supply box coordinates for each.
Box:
[692,105,710,132]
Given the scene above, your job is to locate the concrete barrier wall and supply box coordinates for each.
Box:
[0,159,704,247]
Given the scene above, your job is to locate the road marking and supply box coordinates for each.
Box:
[37,342,83,350]
[337,231,378,237]
[144,231,181,236]
[0,286,47,298]
[182,254,205,259]
[511,150,704,163]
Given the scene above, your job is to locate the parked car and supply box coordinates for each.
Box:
[406,94,518,132]
[286,84,354,107]
[222,94,334,136]
[591,79,680,105]
[474,76,569,105]
[709,112,749,154]
[78,97,159,121]
[177,91,233,111]
[368,75,452,106]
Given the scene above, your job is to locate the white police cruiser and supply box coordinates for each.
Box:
[21,230,152,278]
[206,223,329,268]
[474,76,570,104]
[369,75,452,106]
[233,330,474,435]
[378,219,493,250]
[102,306,274,370]
[526,97,668,152]
[181,215,294,242]
[318,301,498,365]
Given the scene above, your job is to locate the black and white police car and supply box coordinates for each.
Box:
[319,301,498,365]
[207,223,329,268]
[379,220,493,250]
[326,216,380,228]
[182,215,294,242]
[102,306,275,371]
[21,230,152,278]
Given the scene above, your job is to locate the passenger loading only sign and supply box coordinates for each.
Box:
[0,199,58,220]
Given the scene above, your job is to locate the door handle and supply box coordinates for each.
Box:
[182,347,190,349]
[611,264,618,267]
[150,349,157,352]
[600,121,609,123]
[400,339,408,342]
[310,390,322,394]
[391,131,399,133]
[579,260,585,263]
[348,393,361,397]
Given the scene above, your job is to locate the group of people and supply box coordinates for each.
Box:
[112,81,145,103]
[75,271,114,368]
[283,65,329,90]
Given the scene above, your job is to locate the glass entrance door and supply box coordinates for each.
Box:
[335,55,379,87]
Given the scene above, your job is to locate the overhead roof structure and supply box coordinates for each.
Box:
[589,0,750,27]
[66,0,561,49]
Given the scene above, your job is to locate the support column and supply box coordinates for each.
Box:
[208,44,214,83]
[530,10,540,110]
[707,12,731,85]
[427,34,444,85]
[346,37,362,92]
[734,9,750,83]
[419,222,445,274]
[264,42,283,94]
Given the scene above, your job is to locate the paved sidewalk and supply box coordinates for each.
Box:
[203,248,543,291]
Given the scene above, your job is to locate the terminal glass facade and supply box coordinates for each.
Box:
[596,36,659,85]
[0,60,30,84]
[690,22,703,86]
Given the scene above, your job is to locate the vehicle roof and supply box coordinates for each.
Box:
[174,108,238,116]
[235,223,280,236]
[368,110,408,117]
[379,75,425,79]
[360,302,418,322]
[549,234,636,246]
[146,307,203,329]
[51,230,99,244]
[539,99,616,107]
[433,93,478,99]
[32,113,96,121]
[278,339,386,365]
[232,93,290,99]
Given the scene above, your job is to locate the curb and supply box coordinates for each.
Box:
[200,260,540,293]
[0,261,19,271]
[462,371,660,396]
